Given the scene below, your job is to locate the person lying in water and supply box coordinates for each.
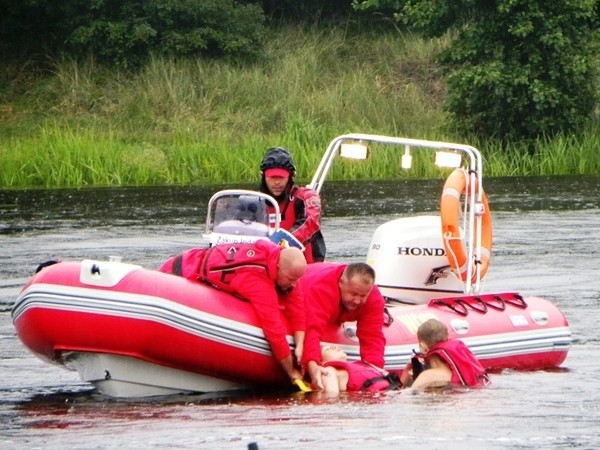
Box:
[319,344,400,395]
[400,318,491,391]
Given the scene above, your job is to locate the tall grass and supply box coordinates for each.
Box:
[0,24,598,189]
[480,132,600,177]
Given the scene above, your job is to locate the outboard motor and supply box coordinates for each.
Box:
[366,215,464,304]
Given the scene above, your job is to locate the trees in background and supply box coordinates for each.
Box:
[1,0,598,141]
[0,0,266,67]
[0,0,354,66]
[354,0,599,142]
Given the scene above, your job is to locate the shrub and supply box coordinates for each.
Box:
[354,0,599,143]
[0,0,266,68]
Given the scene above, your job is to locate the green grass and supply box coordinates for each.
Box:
[0,24,598,189]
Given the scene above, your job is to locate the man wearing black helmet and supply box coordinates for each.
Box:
[259,147,326,263]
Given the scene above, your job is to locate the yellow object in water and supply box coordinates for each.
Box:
[294,379,313,392]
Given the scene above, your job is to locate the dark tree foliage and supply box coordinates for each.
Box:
[260,0,354,20]
[354,0,599,142]
[0,0,266,68]
[0,0,67,59]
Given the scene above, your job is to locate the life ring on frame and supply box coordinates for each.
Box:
[440,169,492,282]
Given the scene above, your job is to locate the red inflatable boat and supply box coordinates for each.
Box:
[12,134,571,397]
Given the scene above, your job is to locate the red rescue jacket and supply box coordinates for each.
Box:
[425,340,490,387]
[158,240,305,360]
[266,185,325,263]
[323,360,397,392]
[301,263,386,369]
[159,241,276,286]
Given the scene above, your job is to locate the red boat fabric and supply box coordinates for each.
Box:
[12,261,571,395]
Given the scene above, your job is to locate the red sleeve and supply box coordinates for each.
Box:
[280,280,306,333]
[356,287,386,367]
[290,187,322,245]
[302,300,332,367]
[301,277,339,368]
[229,270,291,360]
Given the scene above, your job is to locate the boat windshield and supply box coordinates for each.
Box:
[211,194,271,237]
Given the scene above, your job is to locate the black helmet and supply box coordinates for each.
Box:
[260,147,296,177]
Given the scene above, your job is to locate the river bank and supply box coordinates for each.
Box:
[1,26,599,189]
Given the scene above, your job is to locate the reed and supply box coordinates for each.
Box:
[0,24,598,189]
[477,131,600,177]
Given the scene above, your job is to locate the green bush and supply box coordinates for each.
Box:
[354,0,599,143]
[0,0,266,68]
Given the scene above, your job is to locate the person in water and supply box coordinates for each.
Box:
[319,344,400,395]
[259,147,326,263]
[159,240,307,384]
[400,318,491,390]
[301,262,386,390]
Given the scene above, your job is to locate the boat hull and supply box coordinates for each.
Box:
[12,260,571,397]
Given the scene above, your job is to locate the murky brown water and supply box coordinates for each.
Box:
[1,176,599,449]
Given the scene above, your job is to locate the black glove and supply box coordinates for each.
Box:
[411,355,425,380]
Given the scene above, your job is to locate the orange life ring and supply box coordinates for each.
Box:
[440,169,492,282]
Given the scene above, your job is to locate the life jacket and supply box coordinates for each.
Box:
[270,194,295,232]
[159,248,205,278]
[159,241,279,294]
[323,360,400,392]
[425,340,490,387]
[265,185,326,263]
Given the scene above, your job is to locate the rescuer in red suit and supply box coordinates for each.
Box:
[159,240,307,384]
[300,262,386,390]
[259,147,326,263]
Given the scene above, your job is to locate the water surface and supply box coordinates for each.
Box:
[1,176,599,449]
